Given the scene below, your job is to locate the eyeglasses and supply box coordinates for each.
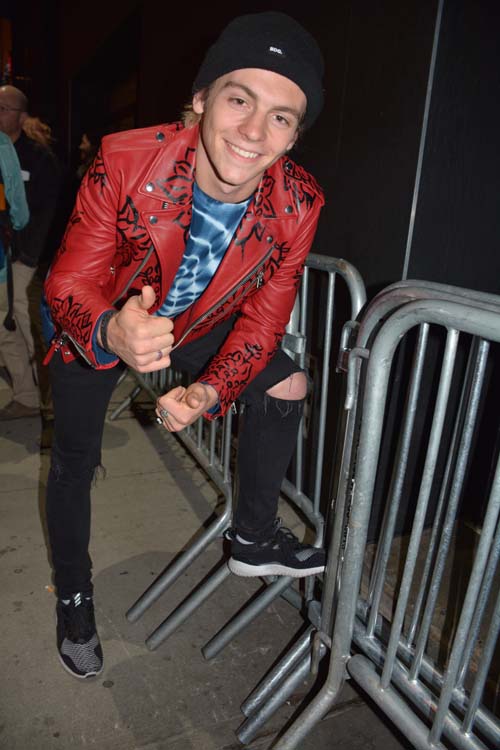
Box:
[0,104,24,113]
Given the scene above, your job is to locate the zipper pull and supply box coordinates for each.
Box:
[54,335,65,351]
[43,335,64,365]
[231,402,237,415]
[256,270,264,288]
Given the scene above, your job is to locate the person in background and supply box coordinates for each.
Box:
[0,130,29,383]
[76,130,103,181]
[0,86,60,419]
[0,130,30,227]
[44,11,326,679]
[22,115,56,151]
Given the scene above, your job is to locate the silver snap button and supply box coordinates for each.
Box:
[156,132,165,141]
[285,205,293,214]
[149,215,158,224]
[266,235,273,243]
[145,182,154,192]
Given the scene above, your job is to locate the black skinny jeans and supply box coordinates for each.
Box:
[46,319,304,598]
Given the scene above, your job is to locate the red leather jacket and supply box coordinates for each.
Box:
[44,122,324,417]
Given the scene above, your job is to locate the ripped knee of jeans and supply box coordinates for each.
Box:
[265,371,308,401]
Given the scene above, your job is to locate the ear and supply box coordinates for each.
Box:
[285,130,299,152]
[192,91,205,115]
[19,111,28,127]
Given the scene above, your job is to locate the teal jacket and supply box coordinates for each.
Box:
[0,130,29,230]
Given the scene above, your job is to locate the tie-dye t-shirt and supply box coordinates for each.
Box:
[156,182,251,319]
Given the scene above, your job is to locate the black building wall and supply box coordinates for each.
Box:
[11,1,499,296]
[408,0,500,293]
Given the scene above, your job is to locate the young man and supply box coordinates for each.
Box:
[44,11,326,679]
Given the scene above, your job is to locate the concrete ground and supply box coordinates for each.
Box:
[0,371,412,750]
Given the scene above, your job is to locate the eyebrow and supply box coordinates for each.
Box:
[221,80,303,120]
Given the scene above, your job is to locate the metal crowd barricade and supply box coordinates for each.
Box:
[109,253,366,655]
[268,282,500,750]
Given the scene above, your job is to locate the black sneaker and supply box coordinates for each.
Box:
[227,520,326,578]
[56,593,103,679]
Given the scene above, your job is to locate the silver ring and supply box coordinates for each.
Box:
[159,408,169,420]
[156,350,162,361]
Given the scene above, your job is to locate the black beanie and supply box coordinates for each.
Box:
[193,12,324,129]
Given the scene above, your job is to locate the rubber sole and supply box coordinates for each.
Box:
[228,558,325,578]
[58,652,103,680]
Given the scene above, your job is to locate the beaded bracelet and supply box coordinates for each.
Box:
[99,310,118,354]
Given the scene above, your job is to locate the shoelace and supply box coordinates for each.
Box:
[62,599,95,642]
[272,525,303,550]
[225,519,303,548]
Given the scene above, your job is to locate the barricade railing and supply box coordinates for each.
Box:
[109,254,366,657]
[267,282,500,750]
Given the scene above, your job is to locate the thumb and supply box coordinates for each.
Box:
[185,388,203,408]
[137,285,156,311]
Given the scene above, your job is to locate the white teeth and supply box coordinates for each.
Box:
[229,143,259,159]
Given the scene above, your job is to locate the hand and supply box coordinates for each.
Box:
[101,286,174,371]
[156,382,219,432]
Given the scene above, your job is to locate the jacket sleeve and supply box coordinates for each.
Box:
[44,146,122,367]
[198,200,322,417]
[0,138,29,230]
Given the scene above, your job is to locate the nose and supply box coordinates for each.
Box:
[239,109,266,142]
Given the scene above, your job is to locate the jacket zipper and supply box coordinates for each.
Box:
[172,246,274,351]
[110,242,156,305]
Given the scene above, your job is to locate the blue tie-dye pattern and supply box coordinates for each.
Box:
[156,183,250,319]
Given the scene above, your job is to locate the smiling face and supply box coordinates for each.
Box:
[192,68,306,203]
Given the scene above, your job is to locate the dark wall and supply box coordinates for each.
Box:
[10,0,500,297]
[9,0,60,146]
[409,0,500,293]
[301,1,438,290]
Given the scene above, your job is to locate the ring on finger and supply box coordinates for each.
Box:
[156,407,169,425]
[155,350,162,361]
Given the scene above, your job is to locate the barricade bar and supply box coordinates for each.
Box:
[270,286,500,750]
[354,605,500,750]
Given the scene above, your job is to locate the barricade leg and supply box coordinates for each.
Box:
[237,653,313,745]
[127,399,234,626]
[109,383,142,420]
[126,501,231,623]
[241,626,315,717]
[146,562,232,650]
[202,576,295,660]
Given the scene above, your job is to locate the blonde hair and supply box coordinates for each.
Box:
[181,86,212,128]
[23,116,54,148]
[181,103,201,128]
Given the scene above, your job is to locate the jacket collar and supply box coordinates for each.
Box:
[138,123,300,220]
